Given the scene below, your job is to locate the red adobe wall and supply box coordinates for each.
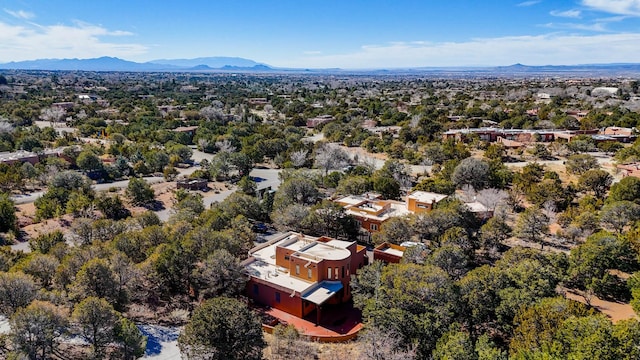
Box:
[373,243,405,264]
[289,255,320,283]
[353,214,385,233]
[247,279,305,318]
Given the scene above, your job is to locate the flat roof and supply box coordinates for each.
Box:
[407,191,448,204]
[245,258,313,293]
[465,201,489,213]
[380,247,404,257]
[302,281,343,305]
[295,242,351,262]
[335,195,366,206]
[250,232,353,263]
[345,200,411,222]
[0,147,67,162]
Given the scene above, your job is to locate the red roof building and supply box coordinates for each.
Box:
[243,232,367,325]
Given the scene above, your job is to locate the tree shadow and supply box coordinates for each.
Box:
[138,324,180,356]
[144,200,165,211]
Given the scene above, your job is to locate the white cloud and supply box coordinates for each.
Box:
[595,15,629,22]
[550,9,582,18]
[517,1,541,7]
[3,9,34,19]
[0,20,147,62]
[541,22,607,31]
[582,0,640,16]
[287,33,640,68]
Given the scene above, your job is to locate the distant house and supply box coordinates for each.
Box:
[242,232,367,325]
[51,102,75,110]
[406,191,448,213]
[172,126,199,133]
[603,127,634,136]
[600,127,636,142]
[77,94,99,102]
[565,110,589,120]
[176,178,208,191]
[364,126,402,138]
[442,128,604,144]
[172,126,199,138]
[373,242,406,264]
[496,137,525,149]
[361,119,378,128]
[248,98,269,107]
[464,201,493,221]
[333,190,449,235]
[334,193,409,234]
[0,147,71,165]
[618,163,640,178]
[306,115,335,128]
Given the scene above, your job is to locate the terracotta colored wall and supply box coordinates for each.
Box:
[407,198,432,213]
[247,279,303,317]
[354,215,385,233]
[289,256,318,282]
[373,249,403,264]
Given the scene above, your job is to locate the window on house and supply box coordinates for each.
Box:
[342,266,345,278]
[308,268,312,279]
[275,292,281,303]
[370,223,378,231]
[335,267,339,279]
[295,264,300,275]
[284,255,290,261]
[253,284,259,295]
[328,267,332,279]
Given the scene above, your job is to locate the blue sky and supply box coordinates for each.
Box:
[1,0,640,68]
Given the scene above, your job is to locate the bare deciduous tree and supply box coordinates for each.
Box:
[289,149,308,168]
[357,326,416,360]
[200,106,225,123]
[542,200,557,223]
[459,184,477,203]
[0,120,14,133]
[314,143,349,177]
[215,139,236,153]
[476,188,509,212]
[40,107,66,123]
[197,138,210,151]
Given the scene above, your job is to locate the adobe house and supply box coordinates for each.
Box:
[306,115,335,128]
[406,191,448,213]
[373,242,406,264]
[334,193,409,234]
[176,178,208,191]
[243,232,367,325]
[333,191,449,236]
[171,125,199,139]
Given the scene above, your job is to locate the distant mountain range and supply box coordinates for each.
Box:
[2,57,640,75]
[0,56,273,72]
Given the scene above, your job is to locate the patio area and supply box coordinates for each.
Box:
[257,302,363,342]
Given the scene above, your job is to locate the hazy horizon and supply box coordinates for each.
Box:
[1,0,640,68]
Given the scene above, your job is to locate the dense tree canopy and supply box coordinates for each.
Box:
[178,297,265,360]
